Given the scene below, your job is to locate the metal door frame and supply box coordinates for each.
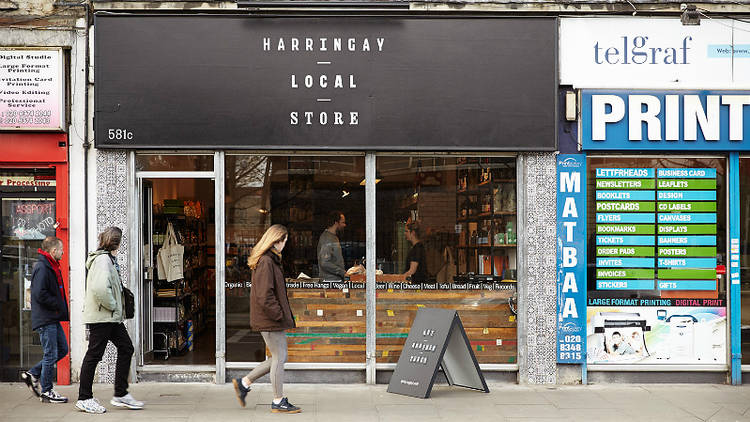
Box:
[131,151,225,383]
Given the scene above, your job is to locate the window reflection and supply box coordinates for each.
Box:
[374,156,518,365]
[225,155,366,363]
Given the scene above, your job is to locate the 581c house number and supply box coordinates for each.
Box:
[108,128,134,141]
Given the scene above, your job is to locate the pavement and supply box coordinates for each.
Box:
[3,382,750,422]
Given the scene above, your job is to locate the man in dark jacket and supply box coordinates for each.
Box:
[20,236,69,404]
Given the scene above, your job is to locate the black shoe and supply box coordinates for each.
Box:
[40,389,68,403]
[232,378,250,408]
[20,371,40,397]
[271,397,301,414]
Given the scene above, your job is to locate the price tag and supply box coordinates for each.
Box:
[496,339,503,346]
[317,309,324,316]
[356,309,363,317]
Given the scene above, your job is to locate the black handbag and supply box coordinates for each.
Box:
[108,253,135,319]
[121,285,135,319]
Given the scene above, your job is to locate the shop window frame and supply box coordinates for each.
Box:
[585,153,731,372]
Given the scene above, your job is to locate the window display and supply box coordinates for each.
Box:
[374,156,518,365]
[225,155,366,363]
[587,157,727,365]
[224,155,518,365]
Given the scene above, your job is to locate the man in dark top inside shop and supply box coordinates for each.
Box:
[317,211,347,281]
[403,221,428,282]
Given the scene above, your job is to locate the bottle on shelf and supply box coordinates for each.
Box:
[481,193,491,214]
[460,198,469,219]
[477,222,487,246]
[506,221,516,244]
[493,220,505,245]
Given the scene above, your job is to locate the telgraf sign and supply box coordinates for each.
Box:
[560,18,750,88]
[582,91,750,150]
[0,48,65,131]
[556,154,587,363]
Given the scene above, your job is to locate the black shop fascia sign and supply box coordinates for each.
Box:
[94,15,557,151]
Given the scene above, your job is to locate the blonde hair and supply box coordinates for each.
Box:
[247,224,288,269]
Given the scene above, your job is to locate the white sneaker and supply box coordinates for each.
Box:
[40,389,68,403]
[111,393,144,410]
[76,398,106,414]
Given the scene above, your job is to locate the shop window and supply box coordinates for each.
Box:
[739,158,750,365]
[136,154,214,172]
[586,157,727,365]
[0,168,56,380]
[225,155,365,363]
[374,156,518,365]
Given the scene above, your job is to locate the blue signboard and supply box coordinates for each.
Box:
[556,154,587,363]
[582,90,750,150]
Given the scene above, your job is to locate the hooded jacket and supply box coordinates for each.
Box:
[250,249,295,332]
[30,252,69,330]
[82,250,124,324]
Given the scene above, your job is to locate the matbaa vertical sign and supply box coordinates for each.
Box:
[556,154,587,363]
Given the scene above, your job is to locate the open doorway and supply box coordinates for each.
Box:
[141,178,215,365]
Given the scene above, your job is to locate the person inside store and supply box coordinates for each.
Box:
[232,224,301,414]
[403,221,428,282]
[317,210,347,281]
[76,227,144,414]
[20,236,70,404]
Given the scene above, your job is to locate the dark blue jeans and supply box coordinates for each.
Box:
[29,322,68,393]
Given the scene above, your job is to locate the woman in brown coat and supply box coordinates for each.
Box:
[232,224,300,414]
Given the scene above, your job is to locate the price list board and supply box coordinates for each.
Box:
[595,168,718,292]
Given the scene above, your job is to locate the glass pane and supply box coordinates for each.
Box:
[136,154,213,172]
[586,157,727,365]
[740,158,750,364]
[225,155,366,363]
[375,156,518,365]
[0,168,56,381]
[143,178,216,365]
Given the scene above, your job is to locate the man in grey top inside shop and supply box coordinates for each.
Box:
[317,211,347,281]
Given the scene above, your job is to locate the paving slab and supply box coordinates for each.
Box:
[706,408,750,422]
[494,404,561,418]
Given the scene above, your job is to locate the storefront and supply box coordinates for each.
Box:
[0,48,70,383]
[93,14,559,383]
[559,17,750,383]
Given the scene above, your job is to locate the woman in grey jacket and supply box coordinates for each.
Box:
[75,227,144,414]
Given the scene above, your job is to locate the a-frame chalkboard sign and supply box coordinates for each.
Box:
[387,307,490,398]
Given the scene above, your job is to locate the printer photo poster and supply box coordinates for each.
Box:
[587,306,726,364]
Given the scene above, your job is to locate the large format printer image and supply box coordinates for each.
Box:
[587,309,726,364]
